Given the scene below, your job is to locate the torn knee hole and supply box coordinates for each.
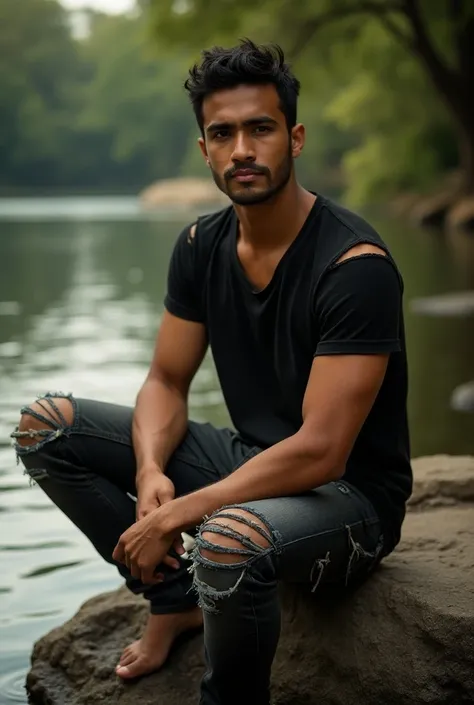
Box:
[197,508,272,565]
[191,508,280,614]
[12,393,75,449]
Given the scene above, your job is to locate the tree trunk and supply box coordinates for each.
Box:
[414,69,474,195]
[402,1,474,195]
[407,64,474,195]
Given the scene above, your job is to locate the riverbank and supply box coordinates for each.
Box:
[390,171,474,232]
[139,174,474,233]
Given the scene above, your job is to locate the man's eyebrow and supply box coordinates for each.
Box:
[205,116,278,134]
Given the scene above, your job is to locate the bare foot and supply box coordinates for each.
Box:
[116,606,203,679]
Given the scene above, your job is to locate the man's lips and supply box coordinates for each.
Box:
[232,169,262,182]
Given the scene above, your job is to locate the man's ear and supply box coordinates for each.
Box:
[291,123,305,159]
[198,137,210,165]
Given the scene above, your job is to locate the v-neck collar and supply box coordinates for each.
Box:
[230,193,324,296]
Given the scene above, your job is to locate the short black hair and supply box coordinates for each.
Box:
[184,39,300,134]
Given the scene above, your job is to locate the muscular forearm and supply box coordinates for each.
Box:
[132,376,188,478]
[164,432,342,532]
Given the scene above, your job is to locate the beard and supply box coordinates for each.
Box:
[210,145,293,206]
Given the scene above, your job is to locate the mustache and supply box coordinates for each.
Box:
[224,163,270,180]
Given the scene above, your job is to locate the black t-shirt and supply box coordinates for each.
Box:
[164,194,412,553]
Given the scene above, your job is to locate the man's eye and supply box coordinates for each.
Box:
[213,131,229,140]
[255,126,271,134]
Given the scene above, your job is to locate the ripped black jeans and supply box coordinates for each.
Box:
[12,394,384,705]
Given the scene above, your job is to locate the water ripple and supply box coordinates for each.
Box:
[0,205,223,705]
[0,542,72,552]
[21,560,86,579]
[0,666,28,703]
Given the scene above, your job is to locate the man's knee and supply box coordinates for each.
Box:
[197,507,273,565]
[13,394,75,450]
[191,507,278,613]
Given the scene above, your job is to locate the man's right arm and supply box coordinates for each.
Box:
[132,310,207,484]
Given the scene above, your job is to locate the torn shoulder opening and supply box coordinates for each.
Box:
[336,243,387,266]
[186,223,197,244]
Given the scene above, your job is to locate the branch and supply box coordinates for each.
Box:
[449,0,474,83]
[401,0,459,99]
[289,1,412,58]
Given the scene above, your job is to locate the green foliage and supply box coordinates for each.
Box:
[0,0,81,186]
[322,18,457,204]
[77,13,195,185]
[0,0,467,200]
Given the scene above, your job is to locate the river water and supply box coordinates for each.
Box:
[0,196,472,703]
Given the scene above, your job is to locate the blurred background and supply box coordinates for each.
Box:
[0,0,473,702]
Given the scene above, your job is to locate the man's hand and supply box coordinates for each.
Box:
[113,506,181,584]
[136,468,175,520]
[136,466,184,560]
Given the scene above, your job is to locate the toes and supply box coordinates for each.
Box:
[119,649,132,665]
[116,665,134,679]
[119,641,138,665]
[116,660,148,680]
[119,652,137,668]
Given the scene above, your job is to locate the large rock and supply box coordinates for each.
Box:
[27,456,474,705]
[451,380,474,413]
[410,290,474,317]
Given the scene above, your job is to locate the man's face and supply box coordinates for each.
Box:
[199,84,303,206]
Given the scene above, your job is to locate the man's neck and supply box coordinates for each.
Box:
[233,181,317,250]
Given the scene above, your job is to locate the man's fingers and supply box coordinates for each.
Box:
[162,554,181,570]
[173,536,185,555]
[130,562,142,580]
[141,566,163,585]
[112,541,124,563]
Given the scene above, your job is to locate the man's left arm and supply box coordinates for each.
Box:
[166,246,402,527]
[168,353,389,526]
[113,248,402,581]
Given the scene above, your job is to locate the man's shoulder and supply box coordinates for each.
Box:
[320,197,389,251]
[175,204,234,279]
[194,203,234,239]
[305,195,402,293]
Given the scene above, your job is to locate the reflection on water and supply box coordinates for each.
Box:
[0,196,473,703]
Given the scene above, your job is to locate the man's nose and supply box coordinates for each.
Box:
[231,131,256,163]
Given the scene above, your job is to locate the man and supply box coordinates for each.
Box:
[13,40,412,705]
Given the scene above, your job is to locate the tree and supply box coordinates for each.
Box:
[77,12,196,187]
[289,0,474,194]
[0,0,200,191]
[0,0,82,188]
[319,16,457,205]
